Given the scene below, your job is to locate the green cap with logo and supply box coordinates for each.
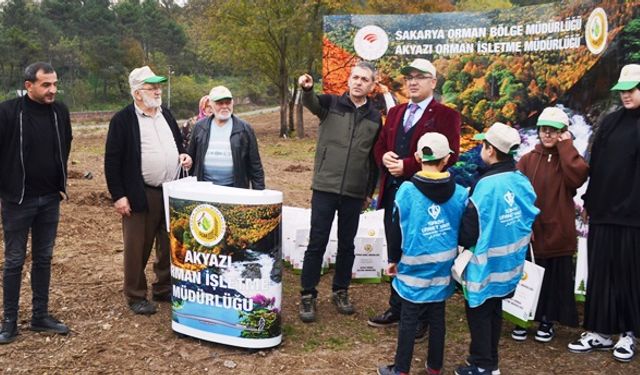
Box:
[537,107,569,130]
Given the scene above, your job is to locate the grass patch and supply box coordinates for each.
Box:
[302,338,321,352]
[262,139,316,162]
[74,145,104,156]
[325,336,349,349]
[281,323,296,337]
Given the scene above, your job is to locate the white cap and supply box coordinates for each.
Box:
[474,122,521,154]
[400,58,436,78]
[128,66,166,90]
[209,86,233,102]
[611,64,640,91]
[537,107,569,129]
[417,132,453,162]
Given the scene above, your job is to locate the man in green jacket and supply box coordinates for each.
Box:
[297,61,382,322]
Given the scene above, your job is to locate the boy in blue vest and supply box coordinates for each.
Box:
[455,122,539,375]
[378,133,469,375]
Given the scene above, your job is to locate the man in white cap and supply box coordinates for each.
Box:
[187,85,264,189]
[568,63,640,363]
[369,58,461,340]
[105,65,192,315]
[455,122,538,375]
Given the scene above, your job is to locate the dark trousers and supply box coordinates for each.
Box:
[382,183,404,315]
[122,187,171,302]
[300,190,363,297]
[383,182,428,323]
[465,297,503,370]
[1,193,61,321]
[395,299,446,373]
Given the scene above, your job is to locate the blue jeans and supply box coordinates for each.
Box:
[300,190,363,297]
[1,193,60,321]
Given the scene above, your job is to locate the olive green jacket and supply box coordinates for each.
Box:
[303,89,381,199]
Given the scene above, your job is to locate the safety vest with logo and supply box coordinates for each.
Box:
[464,171,539,308]
[392,181,468,303]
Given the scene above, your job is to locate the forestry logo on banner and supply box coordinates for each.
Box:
[354,25,389,60]
[585,7,608,55]
[190,204,226,247]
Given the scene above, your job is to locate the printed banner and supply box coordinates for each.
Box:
[324,2,640,293]
[166,184,283,348]
[324,1,638,186]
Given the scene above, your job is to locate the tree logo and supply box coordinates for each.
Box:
[190,204,226,247]
[354,25,389,60]
[585,7,608,55]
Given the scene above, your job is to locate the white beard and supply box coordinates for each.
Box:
[215,112,231,121]
[142,94,162,109]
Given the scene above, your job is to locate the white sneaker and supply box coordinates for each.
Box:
[613,333,636,362]
[568,332,614,353]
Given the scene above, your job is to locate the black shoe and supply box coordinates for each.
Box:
[0,319,18,344]
[30,315,70,335]
[332,289,355,315]
[299,294,317,323]
[415,321,428,343]
[368,309,400,327]
[511,326,528,341]
[535,322,555,343]
[152,293,172,303]
[129,300,157,315]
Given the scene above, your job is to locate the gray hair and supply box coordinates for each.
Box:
[24,62,55,82]
[353,61,377,80]
[130,85,141,100]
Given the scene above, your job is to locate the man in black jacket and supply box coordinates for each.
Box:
[105,66,192,315]
[187,85,265,189]
[0,62,72,344]
[297,61,381,322]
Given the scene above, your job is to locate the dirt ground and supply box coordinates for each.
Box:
[0,109,638,374]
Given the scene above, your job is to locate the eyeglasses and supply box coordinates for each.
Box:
[403,75,434,82]
[139,87,162,92]
[539,126,562,135]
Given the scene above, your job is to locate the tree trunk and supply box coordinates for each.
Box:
[279,37,289,138]
[295,89,304,138]
[279,85,288,137]
[288,85,295,134]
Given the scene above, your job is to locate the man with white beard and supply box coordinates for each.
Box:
[187,85,265,189]
[105,66,192,315]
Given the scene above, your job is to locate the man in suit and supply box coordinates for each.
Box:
[369,59,461,339]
